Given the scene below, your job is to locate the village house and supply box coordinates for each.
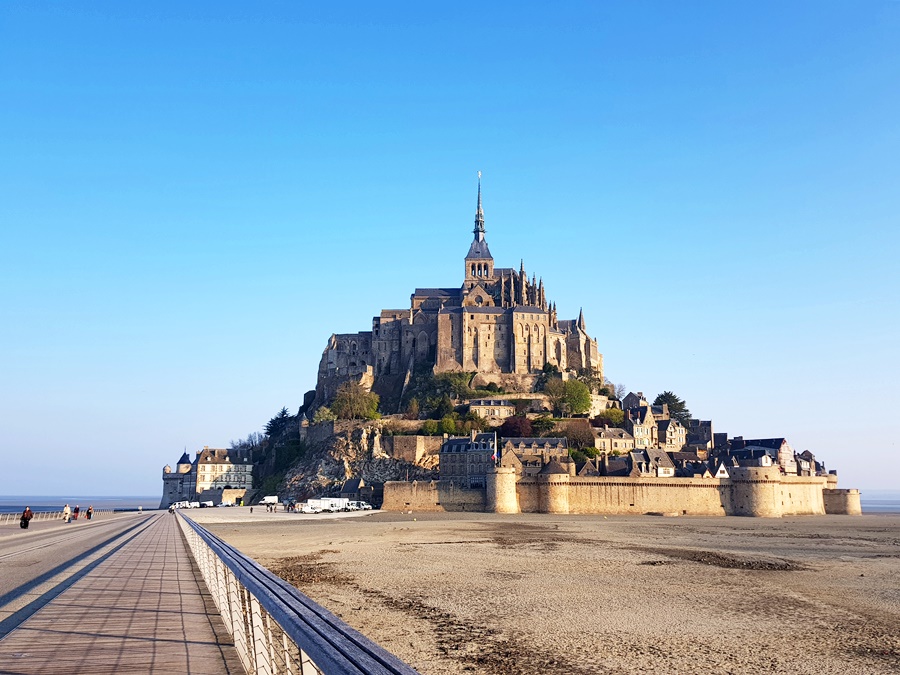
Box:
[625,403,657,450]
[468,398,516,423]
[629,450,676,478]
[657,419,686,451]
[592,426,635,454]
[439,432,497,488]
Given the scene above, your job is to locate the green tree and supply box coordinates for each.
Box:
[265,407,293,436]
[653,391,692,426]
[439,414,458,435]
[531,415,556,435]
[535,363,561,391]
[421,420,439,435]
[594,407,625,427]
[404,398,420,420]
[544,378,568,415]
[332,381,381,420]
[431,395,455,420]
[576,366,603,394]
[312,406,337,423]
[564,380,592,416]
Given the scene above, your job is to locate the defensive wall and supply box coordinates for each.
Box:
[381,480,485,512]
[384,467,861,517]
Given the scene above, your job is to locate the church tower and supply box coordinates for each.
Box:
[464,173,494,288]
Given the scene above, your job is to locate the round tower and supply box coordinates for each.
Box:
[728,466,781,517]
[538,461,570,514]
[486,467,519,513]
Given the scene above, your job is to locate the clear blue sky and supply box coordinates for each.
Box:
[1,2,898,496]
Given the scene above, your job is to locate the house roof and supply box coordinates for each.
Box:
[539,460,569,475]
[594,428,633,440]
[650,452,675,469]
[470,399,513,407]
[413,288,461,298]
[442,434,496,453]
[195,448,250,465]
[735,438,787,450]
[627,407,652,425]
[603,457,631,476]
[466,238,493,260]
[502,437,569,450]
[341,478,363,493]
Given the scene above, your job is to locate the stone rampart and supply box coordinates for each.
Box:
[381,480,485,512]
[823,488,862,515]
[382,472,844,517]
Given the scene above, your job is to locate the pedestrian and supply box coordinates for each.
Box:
[87,505,93,520]
[20,506,33,529]
[250,506,253,514]
[63,504,71,523]
[73,505,80,520]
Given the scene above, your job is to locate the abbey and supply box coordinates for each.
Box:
[316,179,602,410]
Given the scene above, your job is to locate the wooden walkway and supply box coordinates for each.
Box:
[0,513,244,674]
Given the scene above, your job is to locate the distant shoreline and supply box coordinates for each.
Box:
[0,495,159,514]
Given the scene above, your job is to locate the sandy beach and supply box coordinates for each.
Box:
[192,509,900,674]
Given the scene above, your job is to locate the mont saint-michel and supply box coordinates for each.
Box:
[161,180,860,519]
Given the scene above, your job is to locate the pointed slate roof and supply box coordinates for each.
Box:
[539,459,569,475]
[466,174,493,260]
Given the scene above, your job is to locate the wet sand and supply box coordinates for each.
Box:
[193,510,900,674]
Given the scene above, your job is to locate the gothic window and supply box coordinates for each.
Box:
[471,264,476,277]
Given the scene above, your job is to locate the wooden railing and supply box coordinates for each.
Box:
[177,513,420,675]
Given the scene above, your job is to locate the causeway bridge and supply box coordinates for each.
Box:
[0,511,418,674]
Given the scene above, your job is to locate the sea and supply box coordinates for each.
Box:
[0,495,160,514]
[859,490,900,514]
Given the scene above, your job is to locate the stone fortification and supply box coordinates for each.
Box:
[384,467,861,517]
[382,480,485,512]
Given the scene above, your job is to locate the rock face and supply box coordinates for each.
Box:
[281,421,438,502]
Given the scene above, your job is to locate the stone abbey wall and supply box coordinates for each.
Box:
[384,468,859,517]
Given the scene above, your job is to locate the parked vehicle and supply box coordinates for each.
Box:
[349,501,373,510]
[306,498,330,512]
[299,503,321,514]
[321,497,350,512]
[200,501,214,508]
[260,495,280,505]
[188,502,201,509]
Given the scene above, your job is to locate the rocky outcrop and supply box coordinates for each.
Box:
[280,421,438,502]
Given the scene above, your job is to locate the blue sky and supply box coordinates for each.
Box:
[1,2,898,496]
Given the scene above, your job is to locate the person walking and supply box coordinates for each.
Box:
[63,504,71,523]
[73,505,80,520]
[87,505,93,520]
[20,507,33,529]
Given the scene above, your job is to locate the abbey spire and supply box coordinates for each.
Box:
[474,171,485,239]
[465,171,493,283]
